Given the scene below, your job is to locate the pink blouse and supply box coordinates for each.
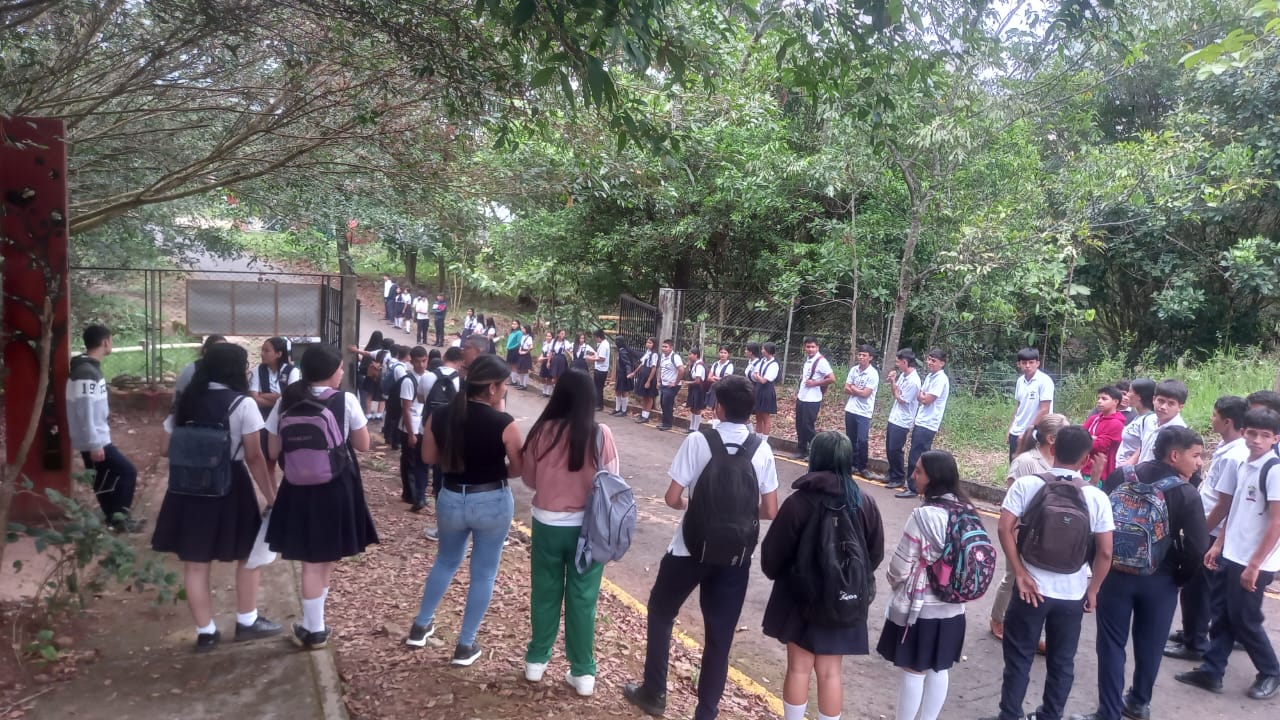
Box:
[522,422,620,514]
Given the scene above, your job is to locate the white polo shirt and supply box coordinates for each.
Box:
[796,353,833,403]
[658,352,684,386]
[594,338,611,372]
[1011,370,1055,436]
[666,422,779,557]
[1002,470,1115,600]
[915,369,951,432]
[887,369,921,429]
[1200,437,1247,535]
[1136,413,1187,464]
[844,364,880,418]
[1221,451,1280,571]
[709,360,734,381]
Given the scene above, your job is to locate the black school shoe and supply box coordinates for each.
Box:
[194,629,220,653]
[1121,694,1150,720]
[1163,641,1203,661]
[1175,668,1224,693]
[290,622,330,650]
[1249,674,1280,700]
[234,616,283,641]
[622,682,666,716]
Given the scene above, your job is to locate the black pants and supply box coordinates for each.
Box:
[434,316,445,345]
[384,421,401,450]
[642,554,750,720]
[1008,433,1021,462]
[1179,534,1220,652]
[80,444,137,523]
[659,386,679,427]
[886,422,910,485]
[1095,571,1179,718]
[999,593,1084,720]
[416,317,430,344]
[384,296,393,321]
[593,369,609,410]
[1200,559,1279,678]
[400,435,429,504]
[844,412,871,473]
[906,426,937,493]
[795,400,821,454]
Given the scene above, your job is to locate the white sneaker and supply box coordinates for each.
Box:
[524,661,548,682]
[423,525,438,541]
[564,671,595,697]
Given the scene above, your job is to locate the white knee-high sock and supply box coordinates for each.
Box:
[817,713,840,720]
[895,670,925,720]
[302,594,326,633]
[620,396,629,412]
[689,414,702,432]
[782,700,806,720]
[919,669,949,720]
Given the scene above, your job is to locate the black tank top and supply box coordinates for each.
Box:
[430,401,514,484]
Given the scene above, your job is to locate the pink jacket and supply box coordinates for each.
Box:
[522,422,620,513]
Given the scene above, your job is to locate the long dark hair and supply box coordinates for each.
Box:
[523,369,596,472]
[440,353,509,473]
[177,343,249,425]
[918,450,970,504]
[363,331,384,352]
[264,336,290,369]
[279,344,343,415]
[807,431,862,518]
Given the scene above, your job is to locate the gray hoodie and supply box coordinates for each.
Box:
[67,354,111,451]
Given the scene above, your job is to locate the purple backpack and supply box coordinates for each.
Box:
[278,388,350,486]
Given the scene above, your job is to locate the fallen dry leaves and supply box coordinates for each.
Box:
[328,450,778,720]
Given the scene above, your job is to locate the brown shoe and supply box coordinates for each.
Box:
[990,619,1004,641]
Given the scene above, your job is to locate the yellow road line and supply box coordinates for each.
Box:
[511,520,785,715]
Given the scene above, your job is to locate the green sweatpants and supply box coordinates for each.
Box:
[526,518,604,676]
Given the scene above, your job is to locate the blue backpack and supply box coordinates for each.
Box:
[1109,465,1180,576]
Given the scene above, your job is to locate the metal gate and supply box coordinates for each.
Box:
[617,294,661,353]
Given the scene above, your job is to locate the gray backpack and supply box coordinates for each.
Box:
[575,426,637,573]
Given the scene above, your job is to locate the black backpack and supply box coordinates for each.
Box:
[424,368,458,410]
[1017,472,1093,573]
[682,429,763,566]
[789,493,875,627]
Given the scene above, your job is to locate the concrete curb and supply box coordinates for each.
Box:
[289,563,349,720]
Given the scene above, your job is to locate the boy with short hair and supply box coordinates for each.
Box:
[67,324,144,533]
[623,375,779,720]
[656,339,685,432]
[792,337,834,460]
[898,347,950,498]
[1175,407,1280,700]
[1082,386,1126,484]
[1009,348,1054,462]
[400,346,430,511]
[432,293,448,347]
[1130,379,1188,466]
[987,426,1114,720]
[413,292,432,345]
[843,344,879,478]
[883,349,920,491]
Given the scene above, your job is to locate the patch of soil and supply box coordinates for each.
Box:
[329,450,777,720]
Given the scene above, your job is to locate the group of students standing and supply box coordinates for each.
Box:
[381,273,451,347]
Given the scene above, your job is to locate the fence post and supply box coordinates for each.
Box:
[658,288,678,347]
[780,295,796,383]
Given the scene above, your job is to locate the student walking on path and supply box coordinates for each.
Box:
[520,369,620,697]
[265,344,379,650]
[405,354,524,666]
[152,342,283,651]
[761,431,884,720]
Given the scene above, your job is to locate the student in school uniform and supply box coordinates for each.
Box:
[793,337,835,461]
[898,348,951,499]
[750,342,781,440]
[843,344,879,478]
[611,337,636,416]
[1117,379,1156,466]
[432,293,448,346]
[516,325,534,390]
[461,308,477,339]
[484,317,498,354]
[382,345,411,453]
[683,347,708,435]
[538,331,555,397]
[1175,407,1280,701]
[884,349,922,491]
[705,346,734,415]
[249,337,300,479]
[548,329,571,394]
[266,344,379,650]
[585,329,611,412]
[655,339,685,432]
[505,320,524,368]
[1128,379,1189,466]
[631,337,660,424]
[1008,348,1055,462]
[414,292,432,345]
[571,332,591,373]
[152,343,283,651]
[398,346,431,512]
[383,274,396,322]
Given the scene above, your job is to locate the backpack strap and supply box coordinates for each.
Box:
[279,363,294,389]
[258,364,270,394]
[1037,470,1084,488]
[594,424,605,473]
[227,394,249,460]
[1260,458,1279,511]
[808,355,824,381]
[701,426,728,457]
[1120,464,1138,485]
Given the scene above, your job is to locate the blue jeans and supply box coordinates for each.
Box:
[906,426,937,493]
[999,593,1084,720]
[413,486,514,645]
[1095,571,1179,718]
[844,412,871,473]
[659,386,679,427]
[886,422,910,485]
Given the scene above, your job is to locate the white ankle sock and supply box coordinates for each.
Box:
[920,669,949,720]
[818,713,840,720]
[689,415,701,432]
[236,609,258,627]
[895,670,925,720]
[302,595,326,633]
[783,700,806,720]
[641,411,650,419]
[197,620,217,635]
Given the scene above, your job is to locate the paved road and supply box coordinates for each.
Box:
[356,311,1280,719]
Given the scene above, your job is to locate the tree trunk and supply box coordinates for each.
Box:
[847,194,860,361]
[336,226,358,391]
[436,255,446,296]
[884,205,921,363]
[404,248,418,287]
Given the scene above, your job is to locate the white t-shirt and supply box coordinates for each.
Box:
[413,297,431,319]
[756,358,779,383]
[1002,470,1114,600]
[1011,370,1055,436]
[1117,412,1153,465]
[1221,452,1280,571]
[266,387,368,438]
[383,278,394,298]
[400,369,427,435]
[594,339,611,372]
[887,370,921,429]
[520,335,534,353]
[658,352,684,386]
[163,383,265,462]
[1137,413,1187,464]
[843,364,880,418]
[709,360,734,381]
[915,369,950,432]
[248,364,302,394]
[796,354,833,403]
[666,422,779,557]
[1200,437,1247,535]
